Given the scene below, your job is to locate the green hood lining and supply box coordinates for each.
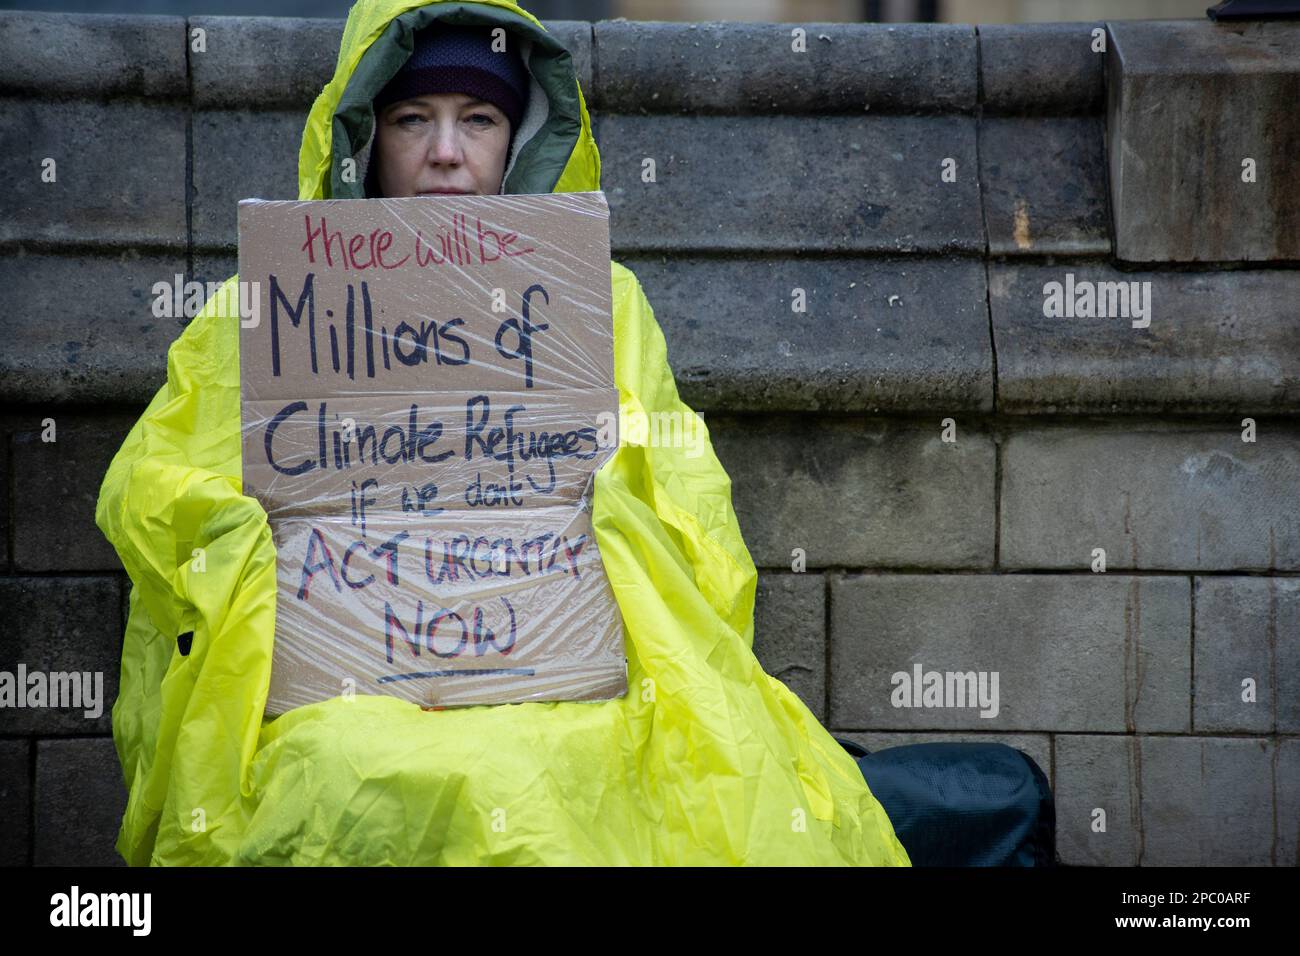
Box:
[328,3,584,198]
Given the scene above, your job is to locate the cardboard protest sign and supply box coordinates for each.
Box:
[236,192,625,714]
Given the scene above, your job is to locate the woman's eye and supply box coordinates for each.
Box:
[395,113,423,126]
[467,113,495,127]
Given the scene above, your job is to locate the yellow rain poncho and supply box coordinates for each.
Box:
[95,0,910,865]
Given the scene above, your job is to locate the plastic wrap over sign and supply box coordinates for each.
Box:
[236,192,625,715]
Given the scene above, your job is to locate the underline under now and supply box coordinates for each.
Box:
[378,668,537,683]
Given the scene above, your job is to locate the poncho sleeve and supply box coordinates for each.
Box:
[95,276,277,865]
[605,261,758,649]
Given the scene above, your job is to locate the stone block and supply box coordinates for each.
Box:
[753,571,825,722]
[711,416,995,569]
[0,577,121,735]
[829,574,1190,732]
[1193,576,1299,733]
[1107,20,1300,262]
[978,22,1105,115]
[601,114,983,254]
[0,739,31,865]
[0,11,186,98]
[189,15,343,109]
[34,737,126,866]
[622,255,992,412]
[12,414,140,572]
[1000,427,1300,570]
[0,250,186,405]
[981,116,1110,256]
[192,108,303,251]
[0,99,186,249]
[1054,733,1140,866]
[989,266,1300,414]
[593,20,976,113]
[1139,735,1275,866]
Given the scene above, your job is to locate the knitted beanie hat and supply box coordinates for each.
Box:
[373,24,529,132]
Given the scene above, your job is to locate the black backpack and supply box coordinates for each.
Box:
[836,739,1057,867]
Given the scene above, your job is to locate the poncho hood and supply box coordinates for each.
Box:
[299,0,601,200]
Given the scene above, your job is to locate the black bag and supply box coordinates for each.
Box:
[836,739,1056,867]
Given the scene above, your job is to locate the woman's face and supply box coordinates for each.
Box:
[372,92,512,197]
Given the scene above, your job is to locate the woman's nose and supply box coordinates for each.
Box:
[427,124,462,164]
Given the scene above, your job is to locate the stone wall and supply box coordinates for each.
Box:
[0,11,1296,866]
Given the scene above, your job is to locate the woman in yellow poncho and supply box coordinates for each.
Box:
[94,0,910,866]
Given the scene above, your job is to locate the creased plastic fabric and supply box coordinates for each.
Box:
[94,0,911,866]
